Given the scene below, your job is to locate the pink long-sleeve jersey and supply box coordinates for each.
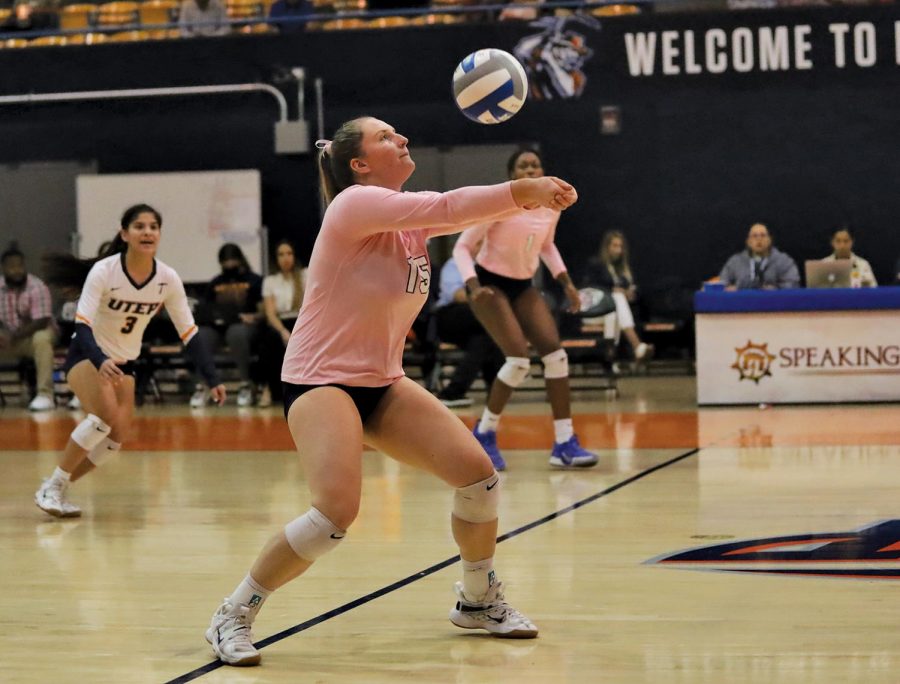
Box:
[281,182,518,386]
[452,208,568,282]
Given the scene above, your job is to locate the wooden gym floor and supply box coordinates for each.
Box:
[1,376,899,683]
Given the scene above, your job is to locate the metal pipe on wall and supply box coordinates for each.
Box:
[0,83,289,122]
[315,76,326,220]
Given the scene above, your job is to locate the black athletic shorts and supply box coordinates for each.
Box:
[475,264,534,303]
[282,382,392,424]
[62,343,138,376]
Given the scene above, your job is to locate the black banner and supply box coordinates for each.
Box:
[1,6,899,291]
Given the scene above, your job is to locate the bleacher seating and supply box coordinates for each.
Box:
[226,0,265,21]
[65,31,110,44]
[138,0,179,26]
[589,2,640,15]
[60,3,98,30]
[0,349,71,408]
[28,34,67,46]
[96,1,141,27]
[0,0,651,48]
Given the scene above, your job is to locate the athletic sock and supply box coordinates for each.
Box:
[50,466,71,485]
[228,574,272,620]
[479,409,501,433]
[554,418,574,444]
[461,557,495,603]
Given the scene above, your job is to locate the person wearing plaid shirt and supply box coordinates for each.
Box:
[0,243,56,411]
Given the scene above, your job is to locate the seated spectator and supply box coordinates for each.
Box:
[179,0,229,37]
[192,243,262,408]
[1,0,56,30]
[434,255,504,407]
[257,239,305,407]
[268,0,312,33]
[719,222,799,290]
[581,230,652,363]
[499,0,543,21]
[0,243,57,411]
[822,227,876,288]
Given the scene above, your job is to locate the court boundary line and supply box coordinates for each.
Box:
[164,447,700,684]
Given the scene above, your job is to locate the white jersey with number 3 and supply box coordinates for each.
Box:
[74,253,198,362]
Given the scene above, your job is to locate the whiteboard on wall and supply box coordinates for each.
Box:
[76,170,263,283]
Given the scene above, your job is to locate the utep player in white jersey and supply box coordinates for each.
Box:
[35,204,226,518]
[204,117,578,668]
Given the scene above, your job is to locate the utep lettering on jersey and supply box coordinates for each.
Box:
[107,298,162,316]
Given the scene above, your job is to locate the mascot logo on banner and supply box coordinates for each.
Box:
[514,16,600,100]
[646,521,900,579]
[732,340,776,383]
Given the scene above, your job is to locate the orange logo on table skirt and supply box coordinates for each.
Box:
[732,340,776,383]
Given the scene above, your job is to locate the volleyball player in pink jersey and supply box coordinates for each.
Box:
[453,148,599,471]
[204,117,578,667]
[35,204,226,517]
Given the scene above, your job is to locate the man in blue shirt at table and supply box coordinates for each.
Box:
[718,223,800,291]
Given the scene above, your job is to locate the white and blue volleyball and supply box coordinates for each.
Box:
[452,49,528,125]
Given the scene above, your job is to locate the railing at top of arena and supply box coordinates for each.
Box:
[0,0,891,47]
[0,0,648,45]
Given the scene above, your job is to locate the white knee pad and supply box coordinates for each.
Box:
[453,473,500,524]
[541,349,569,379]
[87,437,121,466]
[284,507,346,562]
[71,413,112,451]
[497,357,531,388]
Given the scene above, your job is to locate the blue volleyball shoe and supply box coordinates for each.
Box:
[473,424,506,471]
[549,435,599,468]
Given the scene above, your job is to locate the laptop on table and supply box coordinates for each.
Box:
[805,260,852,289]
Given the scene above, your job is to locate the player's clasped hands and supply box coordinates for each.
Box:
[511,176,578,212]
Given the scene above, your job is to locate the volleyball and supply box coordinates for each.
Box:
[452,49,528,125]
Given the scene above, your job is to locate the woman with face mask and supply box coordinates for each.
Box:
[191,243,263,408]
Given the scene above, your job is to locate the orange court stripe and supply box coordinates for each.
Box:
[722,538,855,555]
[0,415,296,451]
[2,405,898,451]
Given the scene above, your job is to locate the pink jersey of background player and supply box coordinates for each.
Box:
[281,182,518,386]
[452,208,568,282]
